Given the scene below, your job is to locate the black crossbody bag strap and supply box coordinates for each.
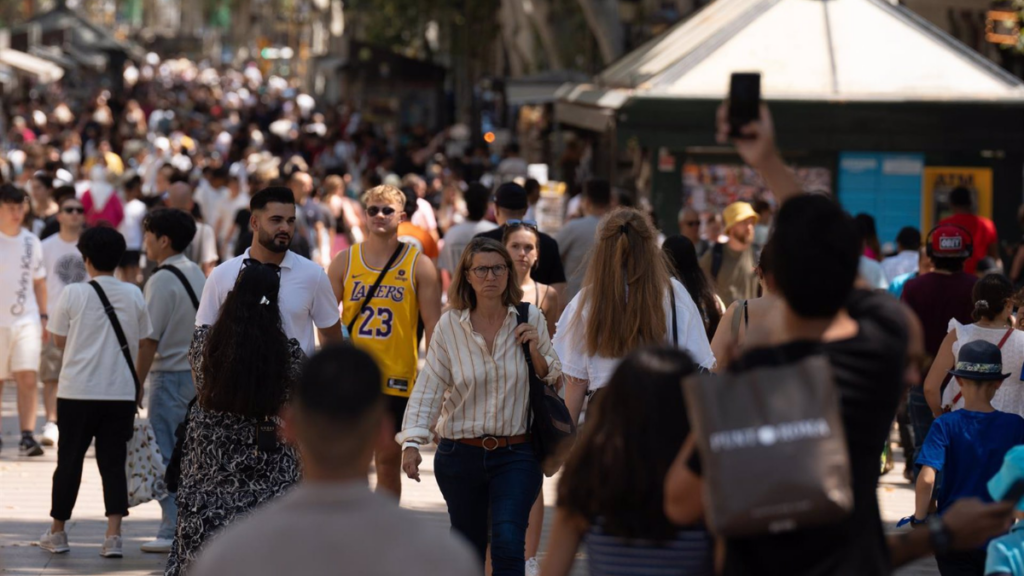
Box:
[154,265,200,309]
[346,243,405,335]
[669,285,678,346]
[89,281,141,404]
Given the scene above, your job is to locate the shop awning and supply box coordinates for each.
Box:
[553,83,631,132]
[0,49,65,83]
[506,70,590,105]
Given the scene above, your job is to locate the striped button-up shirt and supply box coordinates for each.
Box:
[397,304,562,448]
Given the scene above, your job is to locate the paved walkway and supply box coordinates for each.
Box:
[0,382,936,575]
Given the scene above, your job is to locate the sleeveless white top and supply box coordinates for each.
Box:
[946,320,1024,418]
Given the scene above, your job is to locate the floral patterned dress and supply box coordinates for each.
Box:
[165,326,304,576]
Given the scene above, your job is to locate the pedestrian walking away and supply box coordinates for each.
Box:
[40,227,152,559]
[187,344,479,576]
[543,347,713,576]
[553,208,715,425]
[0,184,48,457]
[135,208,206,554]
[328,183,442,500]
[398,237,562,576]
[166,262,304,576]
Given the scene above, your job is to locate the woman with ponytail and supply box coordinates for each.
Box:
[166,261,304,576]
[924,273,1024,418]
[552,208,715,423]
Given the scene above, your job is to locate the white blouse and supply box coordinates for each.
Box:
[553,278,716,391]
[397,304,562,448]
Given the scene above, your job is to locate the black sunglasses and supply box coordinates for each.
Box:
[505,219,538,230]
[366,206,397,217]
[62,207,85,214]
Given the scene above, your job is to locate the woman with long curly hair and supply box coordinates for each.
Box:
[552,208,715,422]
[541,347,713,576]
[165,261,305,576]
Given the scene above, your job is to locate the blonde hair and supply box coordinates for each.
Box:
[361,184,405,207]
[448,238,524,311]
[573,208,671,357]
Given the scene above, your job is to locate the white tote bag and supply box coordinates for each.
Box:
[126,417,168,508]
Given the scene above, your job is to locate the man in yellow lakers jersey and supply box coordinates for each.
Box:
[328,184,442,500]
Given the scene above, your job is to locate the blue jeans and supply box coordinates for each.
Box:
[907,386,935,480]
[148,370,195,540]
[433,439,543,576]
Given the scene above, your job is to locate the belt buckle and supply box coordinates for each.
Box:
[481,436,500,451]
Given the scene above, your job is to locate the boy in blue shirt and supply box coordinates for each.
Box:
[914,340,1024,576]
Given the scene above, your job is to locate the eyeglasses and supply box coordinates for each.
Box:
[505,219,538,230]
[62,207,85,214]
[682,220,700,228]
[366,206,397,218]
[468,264,509,279]
[241,258,282,277]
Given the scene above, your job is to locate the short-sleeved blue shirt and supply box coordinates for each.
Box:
[917,410,1024,515]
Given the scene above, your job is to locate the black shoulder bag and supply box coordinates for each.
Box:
[515,303,576,477]
[149,265,201,493]
[346,243,405,335]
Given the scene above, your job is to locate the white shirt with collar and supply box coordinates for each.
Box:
[195,248,340,355]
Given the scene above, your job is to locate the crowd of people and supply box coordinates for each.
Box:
[3,55,1024,576]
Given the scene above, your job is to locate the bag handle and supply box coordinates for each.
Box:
[346,243,405,335]
[153,265,200,309]
[952,328,1015,406]
[89,280,141,410]
[669,284,678,346]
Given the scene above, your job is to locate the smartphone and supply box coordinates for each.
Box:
[729,73,762,139]
[1002,479,1024,503]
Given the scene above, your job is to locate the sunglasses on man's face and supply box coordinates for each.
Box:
[366,206,397,218]
[62,207,85,215]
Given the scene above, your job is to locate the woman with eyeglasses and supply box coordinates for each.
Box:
[398,237,562,576]
[165,262,304,576]
[552,208,715,424]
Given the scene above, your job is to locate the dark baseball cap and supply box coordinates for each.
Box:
[493,182,528,210]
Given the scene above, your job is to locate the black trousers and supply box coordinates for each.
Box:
[50,399,135,521]
[936,549,986,576]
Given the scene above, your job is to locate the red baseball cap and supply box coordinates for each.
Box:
[928,224,973,259]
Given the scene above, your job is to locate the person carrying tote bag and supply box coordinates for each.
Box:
[39,227,154,559]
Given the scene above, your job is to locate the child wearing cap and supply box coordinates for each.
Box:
[911,340,1024,575]
[985,446,1024,576]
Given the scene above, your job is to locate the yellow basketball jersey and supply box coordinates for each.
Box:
[342,243,421,398]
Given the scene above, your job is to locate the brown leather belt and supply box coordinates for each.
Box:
[456,435,531,451]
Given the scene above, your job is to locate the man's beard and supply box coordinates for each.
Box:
[258,229,291,253]
[731,229,753,246]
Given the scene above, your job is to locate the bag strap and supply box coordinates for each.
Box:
[154,265,200,309]
[710,242,724,280]
[952,328,1015,405]
[731,299,747,340]
[346,243,405,334]
[669,285,678,346]
[89,280,141,404]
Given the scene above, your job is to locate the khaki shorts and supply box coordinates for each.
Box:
[0,322,42,380]
[39,340,64,383]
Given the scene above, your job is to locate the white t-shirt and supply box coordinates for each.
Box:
[195,249,340,355]
[41,235,87,314]
[48,275,153,401]
[411,198,438,235]
[119,198,148,250]
[553,278,716,391]
[0,228,46,327]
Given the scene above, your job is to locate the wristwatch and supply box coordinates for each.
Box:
[927,514,952,558]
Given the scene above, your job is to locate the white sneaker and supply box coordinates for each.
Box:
[38,529,70,554]
[41,422,59,446]
[141,538,173,553]
[526,557,540,576]
[100,535,123,558]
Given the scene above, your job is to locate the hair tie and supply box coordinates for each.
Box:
[619,224,629,235]
[976,300,989,309]
[259,296,271,306]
